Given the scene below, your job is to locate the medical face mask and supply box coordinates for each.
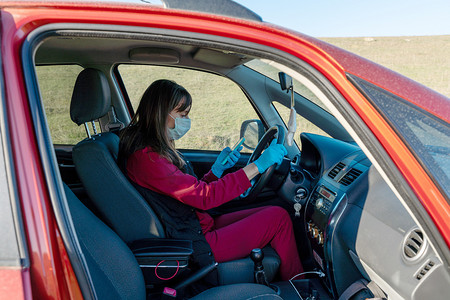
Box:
[168,113,191,140]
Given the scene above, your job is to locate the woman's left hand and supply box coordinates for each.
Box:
[211,146,242,178]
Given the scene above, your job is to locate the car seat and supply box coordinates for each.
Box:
[63,182,282,299]
[69,68,280,285]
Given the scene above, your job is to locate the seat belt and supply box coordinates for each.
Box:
[105,107,124,133]
[366,280,387,299]
[338,279,387,300]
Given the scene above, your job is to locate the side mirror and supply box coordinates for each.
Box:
[240,119,265,150]
[278,72,293,92]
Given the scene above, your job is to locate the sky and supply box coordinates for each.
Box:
[236,0,450,37]
[138,0,450,38]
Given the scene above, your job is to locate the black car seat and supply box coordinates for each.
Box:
[63,182,282,299]
[70,68,280,285]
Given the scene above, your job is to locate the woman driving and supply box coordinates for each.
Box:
[118,79,303,281]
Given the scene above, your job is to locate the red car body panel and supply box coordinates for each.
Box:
[1,2,449,299]
[0,268,30,300]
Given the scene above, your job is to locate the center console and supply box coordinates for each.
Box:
[303,151,371,297]
[305,182,345,295]
[307,185,338,246]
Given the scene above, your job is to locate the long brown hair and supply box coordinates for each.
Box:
[118,79,192,170]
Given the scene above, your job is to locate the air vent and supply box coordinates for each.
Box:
[338,168,362,186]
[403,228,427,261]
[328,162,346,179]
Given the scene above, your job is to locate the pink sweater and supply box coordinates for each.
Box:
[126,147,251,233]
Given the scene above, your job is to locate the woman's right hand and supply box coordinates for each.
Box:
[253,140,287,173]
[211,146,242,178]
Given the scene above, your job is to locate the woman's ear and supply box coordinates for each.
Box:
[167,114,175,129]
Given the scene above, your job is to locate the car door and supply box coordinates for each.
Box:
[4,1,449,299]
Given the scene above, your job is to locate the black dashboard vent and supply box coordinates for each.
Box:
[328,162,345,179]
[338,168,362,186]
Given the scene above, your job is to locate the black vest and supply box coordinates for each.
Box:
[130,161,219,288]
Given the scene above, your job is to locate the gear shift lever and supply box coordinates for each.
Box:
[250,248,269,286]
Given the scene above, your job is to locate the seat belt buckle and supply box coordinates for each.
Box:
[163,287,177,298]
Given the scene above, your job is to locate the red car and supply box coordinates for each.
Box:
[1,1,449,299]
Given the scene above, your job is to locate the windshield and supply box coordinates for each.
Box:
[350,75,450,200]
[245,59,331,114]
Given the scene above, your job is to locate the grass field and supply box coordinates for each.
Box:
[321,35,450,97]
[37,35,449,148]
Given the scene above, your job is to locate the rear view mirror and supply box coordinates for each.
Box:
[240,119,265,150]
[278,72,293,92]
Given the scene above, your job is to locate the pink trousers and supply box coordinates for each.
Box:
[204,206,303,281]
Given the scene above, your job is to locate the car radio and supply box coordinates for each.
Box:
[314,186,336,215]
[306,185,338,246]
[311,185,337,218]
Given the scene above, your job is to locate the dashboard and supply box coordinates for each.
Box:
[280,133,450,299]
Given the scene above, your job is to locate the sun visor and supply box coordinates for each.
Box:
[193,48,251,68]
[129,47,180,64]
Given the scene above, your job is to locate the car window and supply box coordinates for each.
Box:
[36,65,91,145]
[117,65,259,152]
[273,102,331,147]
[349,75,450,199]
[245,59,331,114]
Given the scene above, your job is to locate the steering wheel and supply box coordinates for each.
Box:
[240,125,286,202]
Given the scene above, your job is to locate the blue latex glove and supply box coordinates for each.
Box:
[254,140,287,173]
[211,146,242,178]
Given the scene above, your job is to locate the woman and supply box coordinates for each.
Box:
[119,79,303,281]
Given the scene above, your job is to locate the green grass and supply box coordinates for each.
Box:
[36,35,449,149]
[320,35,450,97]
[36,65,87,144]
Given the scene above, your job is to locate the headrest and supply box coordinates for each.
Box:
[70,68,111,126]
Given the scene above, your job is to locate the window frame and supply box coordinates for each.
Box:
[0,45,29,273]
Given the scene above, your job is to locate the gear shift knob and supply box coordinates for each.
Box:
[250,248,264,268]
[251,248,269,286]
[250,249,279,293]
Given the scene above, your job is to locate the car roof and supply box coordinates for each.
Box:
[3,0,449,122]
